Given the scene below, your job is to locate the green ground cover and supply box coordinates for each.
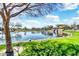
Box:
[1,30,79,56]
[14,30,79,56]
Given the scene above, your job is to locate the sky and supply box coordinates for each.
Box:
[1,3,79,29]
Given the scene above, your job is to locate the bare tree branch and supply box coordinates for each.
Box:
[10,3,46,18]
[9,3,27,12]
[10,3,31,18]
[6,3,12,8]
[1,3,63,18]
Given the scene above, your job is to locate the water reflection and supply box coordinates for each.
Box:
[12,32,57,41]
[0,31,57,44]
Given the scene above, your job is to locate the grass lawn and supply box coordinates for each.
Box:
[0,30,79,56]
[0,45,5,51]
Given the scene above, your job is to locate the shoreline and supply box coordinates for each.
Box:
[0,32,72,45]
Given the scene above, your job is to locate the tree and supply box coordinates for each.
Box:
[46,25,53,30]
[15,22,22,29]
[0,3,63,56]
[77,25,79,29]
[71,22,77,31]
[57,24,71,30]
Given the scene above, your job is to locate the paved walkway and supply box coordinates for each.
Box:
[0,46,24,56]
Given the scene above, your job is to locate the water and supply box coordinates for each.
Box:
[0,32,57,45]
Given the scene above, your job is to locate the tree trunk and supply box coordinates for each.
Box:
[0,8,14,56]
[3,20,14,56]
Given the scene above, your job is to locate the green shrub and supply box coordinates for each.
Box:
[77,52,79,56]
[65,48,76,56]
[19,41,79,56]
[74,45,79,50]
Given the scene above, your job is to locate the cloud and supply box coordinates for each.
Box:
[10,18,44,28]
[71,17,79,22]
[24,20,44,28]
[25,20,40,24]
[76,10,79,15]
[63,3,79,10]
[10,17,26,28]
[61,17,79,25]
[62,19,74,25]
[72,17,79,20]
[45,14,59,22]
[10,16,60,28]
[10,17,22,23]
[71,17,79,24]
[9,14,79,28]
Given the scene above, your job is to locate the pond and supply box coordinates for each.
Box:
[0,31,57,45]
